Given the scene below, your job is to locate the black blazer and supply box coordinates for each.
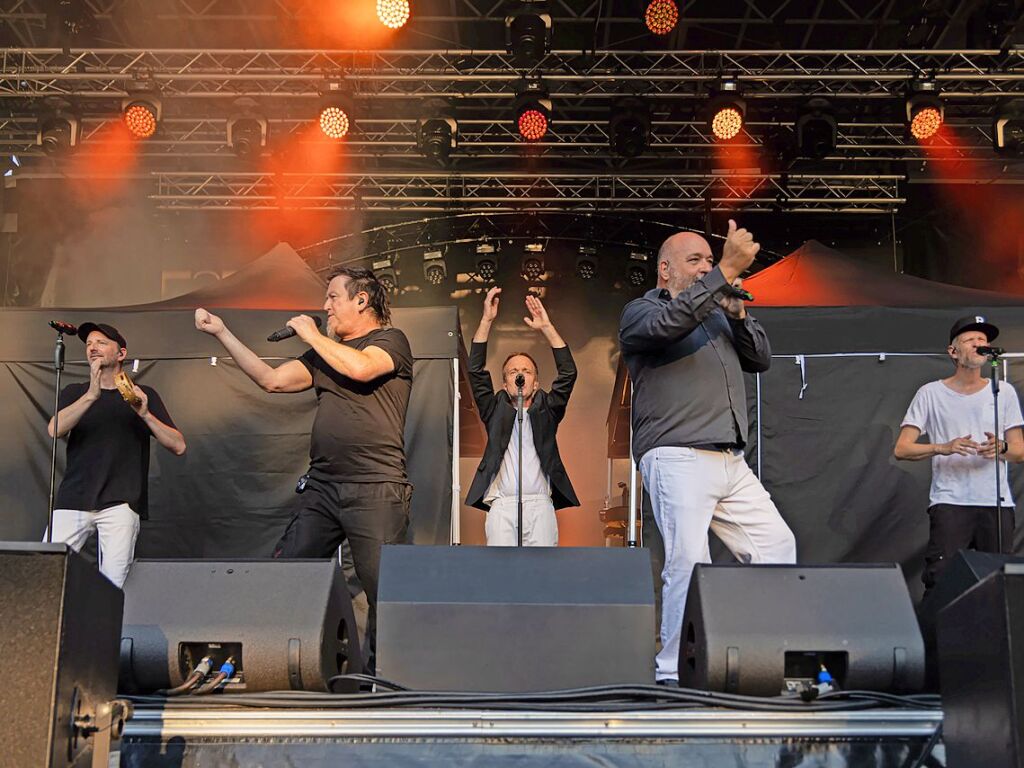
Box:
[465,340,580,512]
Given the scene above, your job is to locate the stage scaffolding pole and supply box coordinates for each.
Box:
[450,356,461,545]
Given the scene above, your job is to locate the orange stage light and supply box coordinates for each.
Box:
[123,102,158,139]
[319,106,351,139]
[377,0,410,29]
[645,0,679,36]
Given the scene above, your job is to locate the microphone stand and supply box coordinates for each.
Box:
[987,350,1006,553]
[46,331,66,543]
[516,380,525,548]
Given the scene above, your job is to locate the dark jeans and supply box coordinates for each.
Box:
[922,503,1015,592]
[273,477,412,671]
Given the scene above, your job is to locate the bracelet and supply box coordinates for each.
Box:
[1001,440,1009,455]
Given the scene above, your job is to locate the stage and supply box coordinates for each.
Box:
[121,700,944,767]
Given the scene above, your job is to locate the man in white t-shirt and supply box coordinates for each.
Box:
[895,315,1023,594]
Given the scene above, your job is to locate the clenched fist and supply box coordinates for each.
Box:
[194,308,225,336]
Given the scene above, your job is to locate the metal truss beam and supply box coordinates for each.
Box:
[0,49,1020,100]
[137,171,904,214]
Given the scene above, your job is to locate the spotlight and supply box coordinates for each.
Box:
[227,101,268,160]
[907,87,943,141]
[795,97,837,160]
[609,97,651,158]
[3,154,19,177]
[993,98,1024,157]
[514,83,552,142]
[708,81,745,141]
[505,9,552,68]
[418,116,458,166]
[576,246,598,280]
[644,0,679,35]
[122,95,161,139]
[319,88,354,140]
[474,241,498,281]
[372,258,399,294]
[626,251,650,288]
[377,0,410,29]
[423,250,448,286]
[37,113,80,156]
[521,242,546,281]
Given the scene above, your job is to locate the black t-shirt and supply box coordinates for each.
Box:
[298,327,414,484]
[55,383,176,520]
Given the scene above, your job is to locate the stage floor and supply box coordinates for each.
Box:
[122,705,944,767]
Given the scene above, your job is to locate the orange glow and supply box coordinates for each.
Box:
[299,0,396,47]
[319,106,350,139]
[123,103,158,139]
[910,106,942,140]
[518,109,548,141]
[377,0,410,29]
[711,107,743,141]
[64,120,141,206]
[644,0,679,35]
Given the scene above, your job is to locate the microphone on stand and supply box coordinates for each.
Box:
[267,316,322,342]
[48,320,78,335]
[515,373,526,389]
[977,346,1005,357]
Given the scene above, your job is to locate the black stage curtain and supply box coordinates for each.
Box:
[0,307,457,553]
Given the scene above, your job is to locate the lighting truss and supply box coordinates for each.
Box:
[136,171,905,214]
[0,49,1020,100]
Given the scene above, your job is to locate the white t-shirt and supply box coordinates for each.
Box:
[485,413,551,504]
[901,379,1024,507]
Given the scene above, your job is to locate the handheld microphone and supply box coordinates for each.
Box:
[726,285,755,302]
[48,320,78,335]
[267,316,322,342]
[514,373,525,389]
[977,345,1005,356]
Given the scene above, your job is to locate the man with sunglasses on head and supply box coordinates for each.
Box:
[466,287,579,546]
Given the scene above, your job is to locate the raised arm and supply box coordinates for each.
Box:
[523,294,575,415]
[195,308,312,393]
[48,358,102,438]
[468,287,501,418]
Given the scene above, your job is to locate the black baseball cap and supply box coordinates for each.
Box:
[948,315,999,344]
[77,322,127,349]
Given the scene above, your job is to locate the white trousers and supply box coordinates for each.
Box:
[485,494,558,547]
[44,503,140,588]
[640,447,797,681]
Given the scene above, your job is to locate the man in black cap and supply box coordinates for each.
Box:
[895,315,1023,594]
[46,323,185,587]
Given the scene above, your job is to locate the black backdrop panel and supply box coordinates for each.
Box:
[0,307,457,554]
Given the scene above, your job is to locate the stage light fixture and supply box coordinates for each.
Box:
[906,88,944,141]
[626,251,650,287]
[576,246,598,280]
[474,242,498,281]
[418,116,458,166]
[372,258,399,294]
[993,98,1024,156]
[505,9,552,68]
[609,97,651,158]
[521,242,546,281]
[423,250,448,286]
[377,0,410,29]
[514,84,552,142]
[37,112,80,156]
[318,88,354,140]
[708,82,745,141]
[3,154,20,177]
[227,101,268,160]
[644,0,679,35]
[795,97,837,160]
[122,95,161,139]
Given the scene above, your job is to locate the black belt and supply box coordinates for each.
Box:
[689,443,742,453]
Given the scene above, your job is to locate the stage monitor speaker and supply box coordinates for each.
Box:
[120,558,362,693]
[680,564,925,696]
[376,545,655,692]
[0,542,124,768]
[918,549,1024,690]
[938,564,1024,768]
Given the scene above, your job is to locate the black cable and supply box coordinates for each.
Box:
[155,671,202,697]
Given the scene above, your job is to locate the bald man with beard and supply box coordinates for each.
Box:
[618,221,796,686]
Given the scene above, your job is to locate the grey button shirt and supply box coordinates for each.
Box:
[618,266,772,462]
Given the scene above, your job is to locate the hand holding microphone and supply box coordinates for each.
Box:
[269,315,322,342]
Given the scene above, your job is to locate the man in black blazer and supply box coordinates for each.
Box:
[466,287,579,545]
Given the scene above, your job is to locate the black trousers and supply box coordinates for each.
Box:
[922,503,1016,592]
[273,477,412,670]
